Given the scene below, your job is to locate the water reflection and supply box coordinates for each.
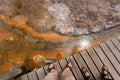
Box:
[80,39,90,48]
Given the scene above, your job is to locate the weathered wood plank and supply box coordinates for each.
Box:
[17,75,28,80]
[81,50,101,80]
[36,67,46,80]
[87,47,112,79]
[105,40,120,63]
[27,71,38,80]
[117,35,120,41]
[43,65,49,74]
[111,38,120,52]
[73,53,86,67]
[73,53,94,79]
[66,56,85,80]
[93,45,120,80]
[54,61,62,74]
[53,61,62,80]
[87,48,103,73]
[58,59,67,70]
[100,43,120,75]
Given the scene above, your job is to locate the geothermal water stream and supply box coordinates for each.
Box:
[0,0,120,75]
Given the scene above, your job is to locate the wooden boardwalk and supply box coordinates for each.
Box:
[17,36,120,80]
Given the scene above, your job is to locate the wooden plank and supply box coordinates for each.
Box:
[73,53,86,68]
[58,59,67,70]
[105,40,120,63]
[93,45,120,80]
[81,50,101,80]
[100,43,120,75]
[17,75,28,80]
[27,71,38,80]
[43,65,49,74]
[117,35,120,41]
[36,68,46,80]
[66,56,85,80]
[111,38,120,52]
[87,47,112,79]
[54,61,62,74]
[53,61,62,80]
[87,48,103,73]
[73,53,94,79]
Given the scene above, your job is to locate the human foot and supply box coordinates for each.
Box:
[81,66,93,80]
[65,62,73,70]
[47,63,55,72]
[102,65,112,80]
[61,62,75,80]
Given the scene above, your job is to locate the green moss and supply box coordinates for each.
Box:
[14,0,22,9]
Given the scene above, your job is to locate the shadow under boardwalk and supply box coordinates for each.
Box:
[17,35,120,80]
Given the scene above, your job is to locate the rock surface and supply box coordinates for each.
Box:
[1,0,120,36]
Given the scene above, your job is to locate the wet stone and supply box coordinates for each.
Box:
[1,0,120,36]
[9,0,120,36]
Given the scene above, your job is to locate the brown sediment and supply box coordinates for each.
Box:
[0,15,4,21]
[0,15,70,43]
[0,53,25,74]
[55,53,62,60]
[0,30,19,43]
[0,61,12,74]
[0,34,4,43]
[7,53,24,64]
[30,50,63,60]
